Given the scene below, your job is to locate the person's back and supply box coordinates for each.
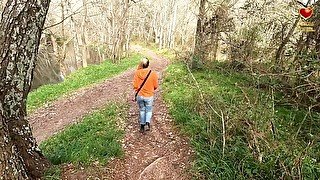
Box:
[133,67,158,97]
[133,58,158,133]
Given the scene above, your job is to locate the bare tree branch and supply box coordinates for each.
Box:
[43,6,83,30]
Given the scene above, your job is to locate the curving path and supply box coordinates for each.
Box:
[28,46,193,179]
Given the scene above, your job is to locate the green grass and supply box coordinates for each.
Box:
[131,41,175,60]
[156,48,175,60]
[27,54,141,112]
[162,62,320,179]
[39,103,125,166]
[43,166,61,180]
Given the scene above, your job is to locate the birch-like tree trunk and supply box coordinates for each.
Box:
[0,0,51,179]
[54,0,69,76]
[159,9,165,49]
[81,0,88,67]
[169,0,178,48]
[70,15,82,69]
[61,0,65,38]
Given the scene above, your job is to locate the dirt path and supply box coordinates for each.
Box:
[105,95,192,180]
[28,46,193,179]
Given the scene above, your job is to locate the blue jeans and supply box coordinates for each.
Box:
[137,96,154,125]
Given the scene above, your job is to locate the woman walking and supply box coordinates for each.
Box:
[133,58,159,133]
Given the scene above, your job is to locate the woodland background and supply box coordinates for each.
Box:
[1,0,318,109]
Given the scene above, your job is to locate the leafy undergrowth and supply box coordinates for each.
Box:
[43,165,61,180]
[40,103,126,179]
[163,63,320,179]
[27,54,141,112]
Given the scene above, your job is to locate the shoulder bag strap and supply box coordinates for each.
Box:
[135,70,152,100]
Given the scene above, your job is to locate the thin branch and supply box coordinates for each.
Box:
[131,0,143,3]
[221,110,226,157]
[271,88,276,139]
[294,106,312,139]
[43,6,83,30]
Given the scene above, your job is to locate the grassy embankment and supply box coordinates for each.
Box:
[27,54,141,112]
[162,62,320,179]
[41,103,126,179]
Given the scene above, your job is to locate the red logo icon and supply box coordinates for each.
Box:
[299,7,313,19]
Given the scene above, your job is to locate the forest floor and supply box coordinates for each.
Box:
[28,45,193,179]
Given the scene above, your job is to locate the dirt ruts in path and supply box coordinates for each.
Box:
[105,93,193,180]
[29,69,135,144]
[104,47,193,180]
[29,46,193,179]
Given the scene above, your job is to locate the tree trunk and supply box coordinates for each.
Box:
[193,0,206,68]
[81,0,88,67]
[0,0,51,179]
[70,16,82,70]
[0,117,29,179]
[209,14,218,62]
[51,32,65,79]
[109,0,129,62]
[293,33,305,61]
[159,9,165,49]
[275,17,299,61]
[61,0,65,38]
[58,0,68,76]
[169,1,177,49]
[117,0,130,61]
[159,25,163,49]
[211,32,219,61]
[316,29,320,60]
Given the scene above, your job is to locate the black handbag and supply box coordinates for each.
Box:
[135,70,152,101]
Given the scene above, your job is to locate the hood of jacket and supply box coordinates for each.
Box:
[137,68,151,80]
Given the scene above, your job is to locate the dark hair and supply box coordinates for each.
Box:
[142,58,149,68]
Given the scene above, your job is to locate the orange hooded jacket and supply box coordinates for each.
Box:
[133,67,158,97]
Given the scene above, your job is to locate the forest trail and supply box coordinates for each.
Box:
[28,46,193,179]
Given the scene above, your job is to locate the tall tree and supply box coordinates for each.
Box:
[81,0,88,67]
[0,0,51,179]
[193,0,206,68]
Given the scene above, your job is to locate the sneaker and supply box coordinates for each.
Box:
[146,122,150,131]
[140,124,145,133]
